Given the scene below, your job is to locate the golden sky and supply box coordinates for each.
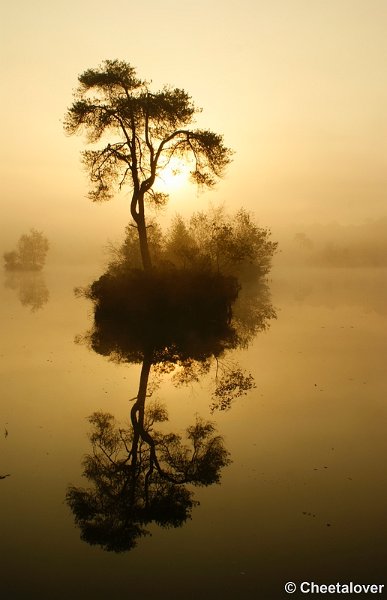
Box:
[1,0,386,260]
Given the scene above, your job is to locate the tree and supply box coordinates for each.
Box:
[64,59,233,271]
[3,229,49,271]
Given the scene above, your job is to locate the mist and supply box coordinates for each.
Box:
[274,217,387,268]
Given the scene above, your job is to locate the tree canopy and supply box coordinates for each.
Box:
[64,59,233,270]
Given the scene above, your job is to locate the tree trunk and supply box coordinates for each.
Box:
[137,219,152,272]
[131,350,153,432]
[131,192,152,272]
[129,349,153,491]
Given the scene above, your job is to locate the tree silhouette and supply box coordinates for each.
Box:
[64,59,232,271]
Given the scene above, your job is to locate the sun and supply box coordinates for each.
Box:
[155,156,192,192]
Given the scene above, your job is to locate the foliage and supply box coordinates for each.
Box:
[3,229,49,271]
[109,206,278,276]
[180,207,277,276]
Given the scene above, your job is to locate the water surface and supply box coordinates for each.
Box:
[1,265,386,598]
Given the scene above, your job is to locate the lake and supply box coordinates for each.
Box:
[1,265,386,599]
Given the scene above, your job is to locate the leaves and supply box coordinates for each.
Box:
[162,207,278,276]
[78,60,144,93]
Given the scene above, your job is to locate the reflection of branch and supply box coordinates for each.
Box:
[211,367,255,412]
[95,442,117,466]
[119,429,131,457]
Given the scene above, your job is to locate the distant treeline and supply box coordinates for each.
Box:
[291,218,387,267]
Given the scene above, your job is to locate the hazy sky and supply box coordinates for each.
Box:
[1,0,386,261]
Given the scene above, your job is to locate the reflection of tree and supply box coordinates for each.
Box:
[67,396,230,552]
[4,271,49,312]
[69,264,275,551]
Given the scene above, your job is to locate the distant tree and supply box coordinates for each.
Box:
[164,215,199,270]
[64,59,232,271]
[294,232,314,251]
[3,251,19,271]
[3,229,49,271]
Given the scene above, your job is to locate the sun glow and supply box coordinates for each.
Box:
[155,156,192,193]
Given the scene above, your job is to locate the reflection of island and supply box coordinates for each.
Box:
[78,266,276,410]
[4,271,49,312]
[68,265,275,551]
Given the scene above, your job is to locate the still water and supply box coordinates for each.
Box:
[1,265,386,599]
